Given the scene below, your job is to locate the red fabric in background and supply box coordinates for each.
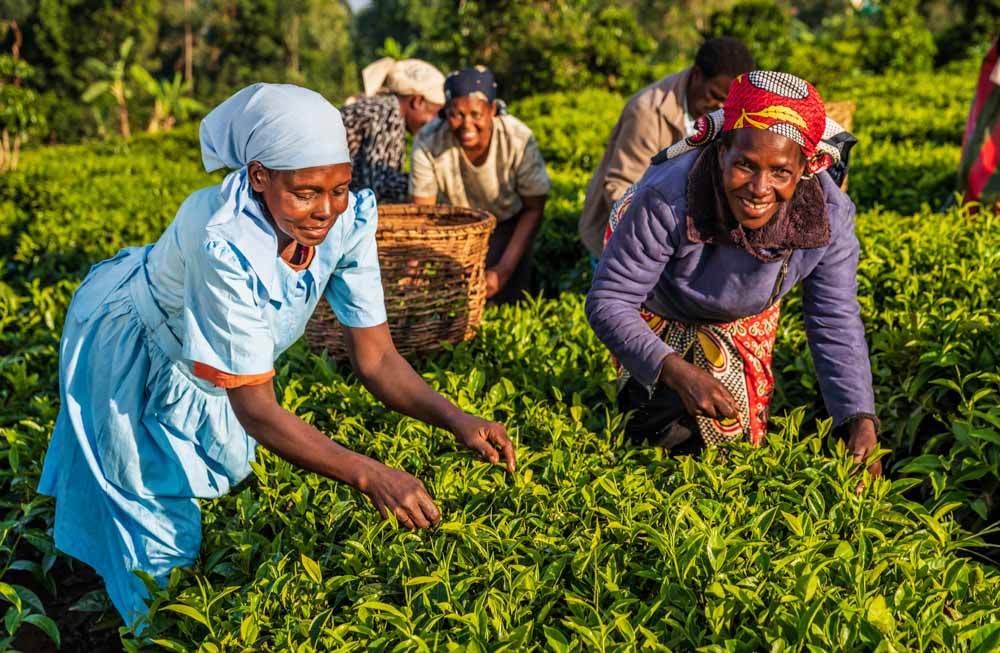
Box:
[961,39,1000,205]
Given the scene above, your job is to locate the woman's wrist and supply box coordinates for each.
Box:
[846,415,878,441]
[332,450,378,493]
[441,405,472,436]
[658,353,687,389]
[489,262,513,284]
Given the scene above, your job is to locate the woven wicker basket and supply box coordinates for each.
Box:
[306,204,496,359]
[825,100,855,133]
[825,100,856,191]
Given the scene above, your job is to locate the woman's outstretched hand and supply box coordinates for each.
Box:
[846,417,881,493]
[342,323,517,483]
[357,459,441,530]
[226,380,442,530]
[659,353,739,421]
[451,413,516,473]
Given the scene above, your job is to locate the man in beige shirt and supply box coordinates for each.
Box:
[579,37,755,260]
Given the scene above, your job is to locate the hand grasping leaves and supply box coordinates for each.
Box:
[357,461,442,530]
[451,413,517,473]
[846,417,882,494]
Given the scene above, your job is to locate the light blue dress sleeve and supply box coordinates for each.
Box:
[324,190,388,328]
[181,239,275,375]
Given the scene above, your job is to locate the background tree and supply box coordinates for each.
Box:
[354,0,656,98]
[922,0,999,67]
[623,0,739,64]
[82,37,136,139]
[290,0,357,101]
[3,0,160,140]
[130,65,205,133]
[0,21,44,171]
[194,0,355,106]
[378,36,419,60]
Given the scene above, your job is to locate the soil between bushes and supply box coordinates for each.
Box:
[9,560,123,653]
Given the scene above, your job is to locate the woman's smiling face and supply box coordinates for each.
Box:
[445,96,495,153]
[717,128,807,230]
[248,161,352,248]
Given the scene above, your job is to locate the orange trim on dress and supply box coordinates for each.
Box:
[282,244,315,271]
[192,362,275,389]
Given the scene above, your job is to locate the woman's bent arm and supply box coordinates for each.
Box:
[227,382,442,529]
[489,194,546,295]
[586,185,678,386]
[344,322,516,472]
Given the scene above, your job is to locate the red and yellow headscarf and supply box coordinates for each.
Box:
[665,71,849,177]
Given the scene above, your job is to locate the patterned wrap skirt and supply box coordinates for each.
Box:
[615,303,780,446]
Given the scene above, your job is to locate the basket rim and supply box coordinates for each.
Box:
[825,100,855,118]
[377,203,496,229]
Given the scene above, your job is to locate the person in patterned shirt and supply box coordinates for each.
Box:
[343,59,446,203]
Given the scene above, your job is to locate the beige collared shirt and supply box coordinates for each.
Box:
[410,114,551,222]
[578,67,693,257]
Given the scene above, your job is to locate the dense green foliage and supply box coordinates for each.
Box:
[4,0,356,141]
[354,0,657,98]
[700,0,995,91]
[704,1,796,71]
[2,0,996,142]
[0,64,998,650]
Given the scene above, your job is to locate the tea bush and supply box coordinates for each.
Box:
[511,90,624,173]
[847,139,961,215]
[1,67,998,650]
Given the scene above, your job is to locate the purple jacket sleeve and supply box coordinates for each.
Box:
[801,199,878,428]
[585,185,677,386]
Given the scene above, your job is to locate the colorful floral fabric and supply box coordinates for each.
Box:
[958,38,1000,206]
[622,302,781,446]
[343,94,409,203]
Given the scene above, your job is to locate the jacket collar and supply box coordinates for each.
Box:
[685,145,831,262]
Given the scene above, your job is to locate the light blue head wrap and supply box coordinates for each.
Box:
[197,83,350,297]
[200,82,349,172]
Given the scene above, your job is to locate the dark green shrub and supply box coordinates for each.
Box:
[858,0,936,74]
[704,0,794,71]
[513,89,624,172]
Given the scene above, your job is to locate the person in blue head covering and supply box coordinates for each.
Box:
[37,83,515,630]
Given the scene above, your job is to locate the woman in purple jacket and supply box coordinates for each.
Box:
[587,71,880,478]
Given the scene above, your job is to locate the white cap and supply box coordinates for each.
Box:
[362,58,446,106]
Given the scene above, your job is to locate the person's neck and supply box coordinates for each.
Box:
[277,236,298,261]
[259,202,296,256]
[463,143,489,166]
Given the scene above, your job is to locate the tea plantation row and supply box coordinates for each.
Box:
[1,65,998,651]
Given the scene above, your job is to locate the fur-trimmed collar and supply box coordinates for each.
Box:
[685,144,831,262]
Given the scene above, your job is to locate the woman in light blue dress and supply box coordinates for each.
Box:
[38,84,516,629]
